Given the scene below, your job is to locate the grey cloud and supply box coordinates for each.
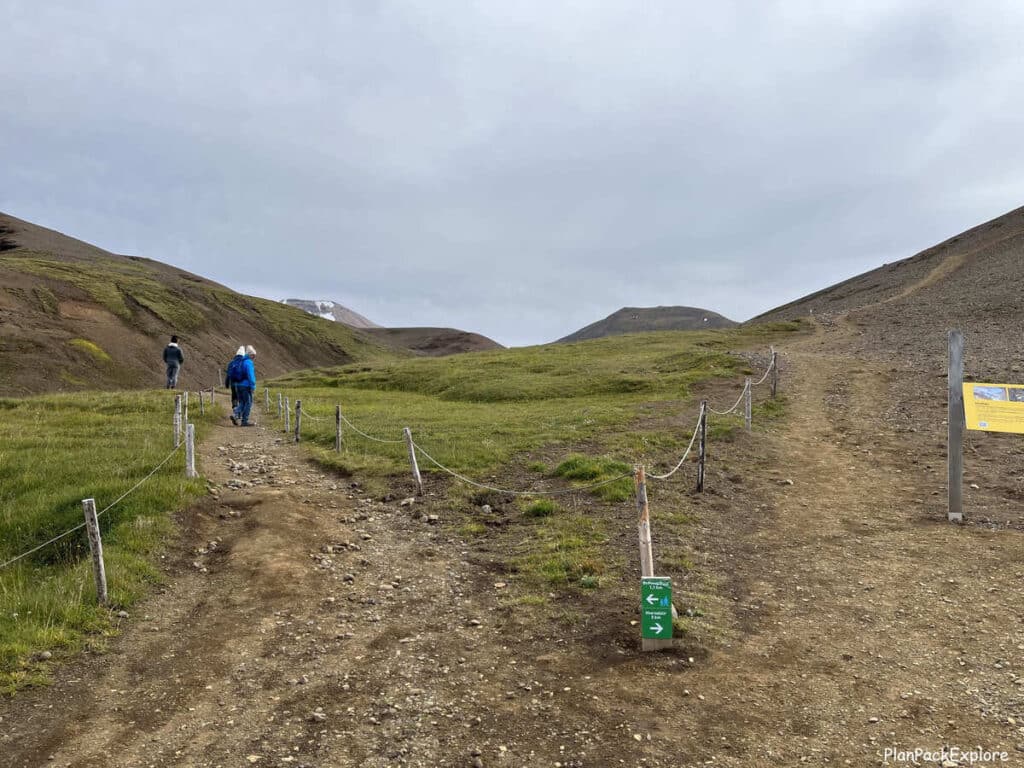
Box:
[3,1,1024,346]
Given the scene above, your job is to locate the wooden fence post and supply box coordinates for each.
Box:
[284,397,291,434]
[199,390,205,416]
[335,405,342,452]
[770,348,779,399]
[82,498,108,605]
[185,423,197,478]
[265,388,271,413]
[278,392,283,419]
[174,395,182,448]
[183,391,189,425]
[294,400,302,443]
[744,377,752,432]
[635,466,653,578]
[948,330,964,523]
[403,427,424,495]
[697,400,707,493]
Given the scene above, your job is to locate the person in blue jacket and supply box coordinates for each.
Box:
[225,346,246,422]
[235,345,258,427]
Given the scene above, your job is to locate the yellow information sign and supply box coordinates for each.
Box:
[963,383,1024,433]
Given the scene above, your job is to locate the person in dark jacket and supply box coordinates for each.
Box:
[163,335,184,389]
[225,346,246,423]
[235,345,258,427]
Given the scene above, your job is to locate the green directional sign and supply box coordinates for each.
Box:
[641,576,672,640]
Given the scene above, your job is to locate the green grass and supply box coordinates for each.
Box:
[68,339,112,363]
[552,455,634,501]
[522,499,558,518]
[519,514,608,587]
[0,390,216,693]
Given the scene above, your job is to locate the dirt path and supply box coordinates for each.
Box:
[3,331,1024,767]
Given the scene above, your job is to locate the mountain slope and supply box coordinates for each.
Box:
[753,204,1024,371]
[557,306,737,343]
[0,212,394,395]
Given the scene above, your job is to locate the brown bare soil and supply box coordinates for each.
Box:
[3,266,1023,766]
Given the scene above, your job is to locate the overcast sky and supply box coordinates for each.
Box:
[3,2,1024,346]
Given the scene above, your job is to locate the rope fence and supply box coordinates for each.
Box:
[265,348,782,499]
[0,389,215,608]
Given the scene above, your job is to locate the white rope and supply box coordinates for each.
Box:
[0,443,183,571]
[707,380,749,416]
[412,440,632,497]
[647,412,703,481]
[337,410,406,444]
[751,350,776,386]
[299,407,328,423]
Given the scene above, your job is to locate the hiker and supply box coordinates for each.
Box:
[163,335,184,389]
[224,346,246,417]
[233,345,257,427]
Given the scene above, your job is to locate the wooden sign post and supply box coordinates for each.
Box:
[948,330,964,523]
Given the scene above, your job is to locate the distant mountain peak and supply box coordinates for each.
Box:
[557,306,737,343]
[284,298,380,329]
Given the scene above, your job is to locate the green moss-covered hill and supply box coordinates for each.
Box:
[0,212,394,395]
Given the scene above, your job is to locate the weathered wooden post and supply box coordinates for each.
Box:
[265,388,271,413]
[174,395,182,448]
[294,400,302,443]
[82,498,108,605]
[183,391,189,425]
[284,397,291,434]
[185,423,197,478]
[635,466,653,578]
[697,400,707,493]
[199,390,205,416]
[335,405,343,452]
[948,330,964,523]
[635,467,673,651]
[278,392,283,419]
[403,427,424,495]
[770,348,779,399]
[744,377,752,432]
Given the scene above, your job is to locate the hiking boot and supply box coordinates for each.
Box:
[240,422,255,427]
[230,415,238,425]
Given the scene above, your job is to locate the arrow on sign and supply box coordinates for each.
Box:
[646,594,658,605]
[651,623,664,635]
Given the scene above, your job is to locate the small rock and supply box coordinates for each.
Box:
[969,483,980,490]
[426,514,440,524]
[472,759,484,768]
[38,651,52,661]
[117,611,129,619]
[400,497,416,507]
[779,479,794,486]
[308,710,328,723]
[468,619,482,627]
[481,504,492,514]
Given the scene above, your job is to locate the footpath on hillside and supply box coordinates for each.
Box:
[2,325,1023,767]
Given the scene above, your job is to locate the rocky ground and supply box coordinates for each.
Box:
[3,266,1024,765]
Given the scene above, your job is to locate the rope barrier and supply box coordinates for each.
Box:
[751,353,775,387]
[412,440,633,497]
[337,410,405,444]
[646,412,703,481]
[707,380,749,416]
[0,443,183,572]
[298,408,329,423]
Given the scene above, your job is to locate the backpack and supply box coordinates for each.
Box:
[227,357,247,385]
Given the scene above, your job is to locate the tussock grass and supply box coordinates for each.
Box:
[0,390,215,693]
